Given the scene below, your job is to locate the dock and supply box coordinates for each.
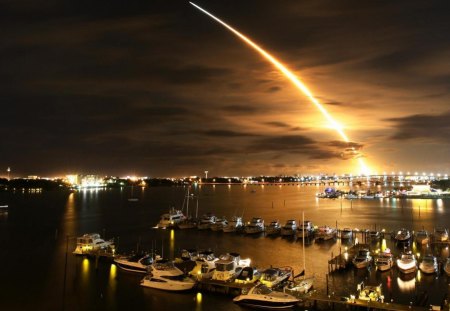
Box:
[328,243,369,272]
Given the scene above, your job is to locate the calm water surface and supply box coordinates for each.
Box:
[0,184,449,310]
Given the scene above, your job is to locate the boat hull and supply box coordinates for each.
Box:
[140,279,195,291]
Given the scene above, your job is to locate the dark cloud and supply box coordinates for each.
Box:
[267,86,281,93]
[264,121,291,128]
[202,130,258,137]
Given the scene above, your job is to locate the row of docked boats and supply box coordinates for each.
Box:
[393,227,449,244]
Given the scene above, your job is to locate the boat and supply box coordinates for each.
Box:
[244,217,265,234]
[357,283,382,302]
[234,266,261,284]
[434,227,449,242]
[396,252,417,274]
[394,228,411,243]
[346,192,359,199]
[375,249,394,272]
[280,220,297,237]
[315,225,337,241]
[259,267,292,288]
[233,283,299,309]
[212,253,251,281]
[210,217,228,232]
[415,230,429,245]
[179,249,199,262]
[223,216,244,233]
[368,230,380,241]
[340,228,353,240]
[73,233,114,255]
[419,255,438,274]
[265,220,281,236]
[114,252,153,273]
[190,250,218,280]
[156,208,186,229]
[197,213,217,230]
[0,205,8,214]
[352,249,372,269]
[178,187,199,229]
[444,258,450,276]
[296,220,314,239]
[140,258,196,291]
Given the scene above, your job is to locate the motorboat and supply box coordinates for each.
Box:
[444,258,450,276]
[396,252,417,274]
[280,220,297,237]
[368,230,380,241]
[352,249,372,269]
[346,192,359,199]
[340,228,353,240]
[156,208,186,229]
[233,283,299,309]
[415,230,429,245]
[315,225,337,241]
[394,228,411,243]
[178,187,199,229]
[374,192,385,198]
[177,218,198,229]
[212,253,251,282]
[114,252,153,273]
[375,249,394,272]
[259,267,292,288]
[265,220,281,236]
[296,220,314,239]
[210,217,228,232]
[357,283,382,302]
[434,227,449,242]
[190,250,218,280]
[73,233,114,255]
[284,275,314,294]
[140,259,195,291]
[244,217,265,234]
[419,255,438,274]
[179,249,199,262]
[197,213,217,230]
[223,216,244,233]
[234,266,261,284]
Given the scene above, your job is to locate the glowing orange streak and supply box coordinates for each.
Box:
[190,2,370,173]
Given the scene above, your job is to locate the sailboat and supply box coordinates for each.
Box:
[285,211,314,294]
[178,187,198,229]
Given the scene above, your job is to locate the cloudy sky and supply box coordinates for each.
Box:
[1,0,449,177]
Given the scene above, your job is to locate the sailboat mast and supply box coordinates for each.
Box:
[186,186,190,216]
[302,211,305,275]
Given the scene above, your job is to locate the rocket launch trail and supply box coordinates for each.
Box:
[189,2,370,174]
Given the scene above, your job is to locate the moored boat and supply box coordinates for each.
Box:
[223,216,244,233]
[394,228,411,243]
[434,227,449,242]
[396,252,417,274]
[296,220,314,239]
[375,249,393,272]
[280,220,297,237]
[415,230,429,245]
[114,252,153,273]
[140,259,195,291]
[244,217,265,234]
[190,250,218,280]
[419,255,438,274]
[265,220,281,236]
[352,249,372,269]
[340,228,353,240]
[210,217,227,232]
[259,267,292,288]
[73,233,114,255]
[444,258,450,276]
[212,253,251,282]
[156,208,186,229]
[197,213,217,230]
[315,225,337,241]
[233,283,299,309]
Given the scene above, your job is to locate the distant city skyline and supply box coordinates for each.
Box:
[1,1,449,177]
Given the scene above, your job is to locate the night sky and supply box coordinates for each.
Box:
[1,0,449,177]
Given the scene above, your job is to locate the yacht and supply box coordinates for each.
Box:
[265,220,281,236]
[244,217,265,234]
[259,267,292,288]
[233,283,299,309]
[177,218,198,229]
[280,220,297,237]
[375,249,394,272]
[284,275,314,294]
[73,233,114,255]
[434,227,449,242]
[179,249,199,262]
[140,259,195,291]
[394,228,411,243]
[190,250,218,280]
[197,213,217,230]
[296,221,314,239]
[210,217,228,232]
[223,216,244,233]
[156,208,186,229]
[419,255,438,274]
[340,228,353,240]
[212,253,251,282]
[396,252,417,274]
[415,230,429,245]
[444,258,450,276]
[234,266,261,284]
[114,252,153,273]
[315,225,337,241]
[352,249,372,269]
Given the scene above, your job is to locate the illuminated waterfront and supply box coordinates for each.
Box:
[0,185,449,310]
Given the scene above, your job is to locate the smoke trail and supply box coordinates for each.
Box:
[190,2,370,174]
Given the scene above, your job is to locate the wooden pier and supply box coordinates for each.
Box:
[328,243,370,272]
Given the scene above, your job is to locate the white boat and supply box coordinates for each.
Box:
[156,208,186,229]
[284,275,314,295]
[265,220,281,236]
[280,220,297,237]
[419,255,438,274]
[396,252,417,274]
[346,192,359,199]
[223,216,244,233]
[315,225,337,241]
[114,252,153,273]
[415,230,429,245]
[259,267,292,288]
[210,217,228,231]
[244,217,265,234]
[190,250,218,280]
[197,213,217,230]
[434,227,449,242]
[296,220,314,239]
[73,233,114,255]
[212,253,251,281]
[234,266,261,284]
[394,228,411,243]
[375,249,393,272]
[340,228,353,240]
[368,230,380,241]
[140,259,195,291]
[444,258,450,276]
[352,249,372,269]
[233,283,299,309]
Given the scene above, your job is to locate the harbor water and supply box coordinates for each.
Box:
[0,184,449,310]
